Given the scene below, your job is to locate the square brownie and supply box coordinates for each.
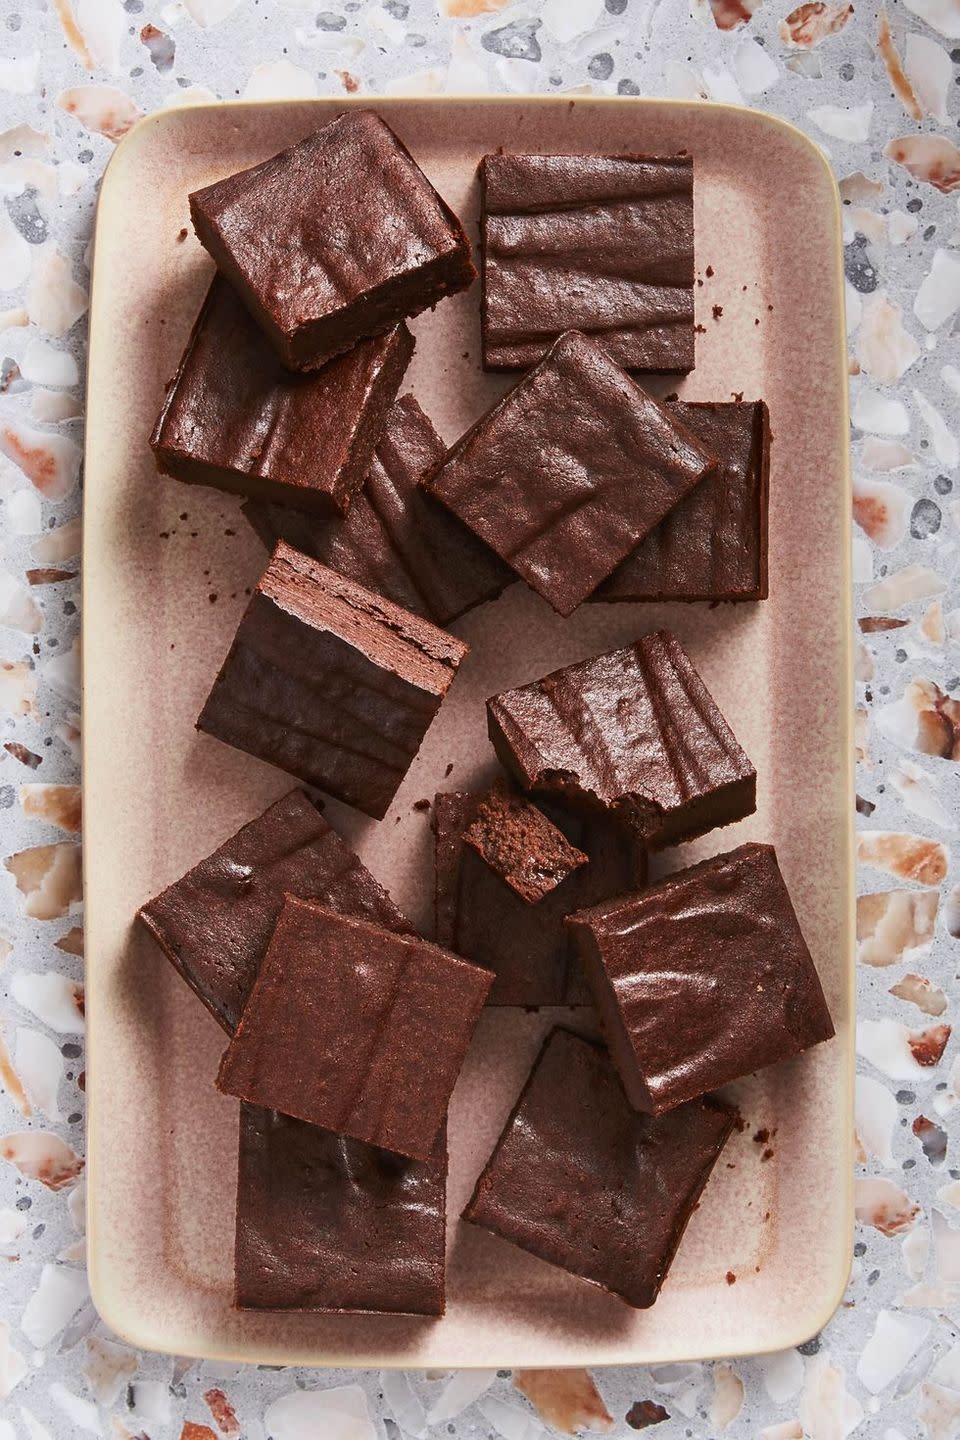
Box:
[197,541,469,820]
[462,1029,735,1308]
[462,779,588,904]
[236,1104,446,1314]
[424,331,717,616]
[487,630,756,849]
[480,152,695,373]
[244,394,512,625]
[137,789,413,1034]
[434,791,646,1007]
[595,400,771,603]
[217,897,493,1160]
[567,843,835,1114]
[189,110,476,372]
[150,277,413,516]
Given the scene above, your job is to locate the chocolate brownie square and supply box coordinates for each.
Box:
[189,110,475,371]
[481,152,694,373]
[137,789,413,1034]
[217,897,493,1160]
[236,1104,446,1314]
[567,843,835,1113]
[487,630,756,848]
[424,330,716,616]
[463,1029,735,1308]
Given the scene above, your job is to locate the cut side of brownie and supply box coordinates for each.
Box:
[198,541,469,819]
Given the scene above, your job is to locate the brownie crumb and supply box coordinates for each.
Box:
[444,762,454,777]
[761,1147,774,1162]
[752,1127,769,1144]
[705,265,714,277]
[694,323,706,334]
[726,1270,737,1284]
[208,593,218,604]
[177,226,188,241]
[712,304,723,320]
[413,798,431,812]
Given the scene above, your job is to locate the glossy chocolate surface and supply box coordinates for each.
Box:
[217,898,494,1160]
[236,1105,446,1314]
[462,779,588,904]
[463,1028,735,1308]
[137,789,414,1034]
[487,630,756,848]
[433,791,646,1007]
[244,394,512,625]
[197,541,469,819]
[596,400,771,603]
[189,110,476,371]
[567,843,835,1114]
[481,152,695,373]
[424,330,717,617]
[151,277,413,516]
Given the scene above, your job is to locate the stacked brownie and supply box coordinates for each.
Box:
[139,109,831,1319]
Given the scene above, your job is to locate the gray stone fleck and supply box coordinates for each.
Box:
[317,10,347,29]
[481,19,542,62]
[0,786,14,809]
[910,497,941,539]
[845,235,879,293]
[5,187,47,245]
[934,473,953,494]
[618,78,640,95]
[588,52,614,79]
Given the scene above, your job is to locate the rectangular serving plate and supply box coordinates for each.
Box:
[82,95,854,1369]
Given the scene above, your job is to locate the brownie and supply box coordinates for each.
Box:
[423,330,717,617]
[595,401,771,603]
[462,779,587,904]
[217,898,493,1160]
[198,541,469,820]
[236,1104,446,1314]
[189,110,476,372]
[462,1029,735,1308]
[137,789,413,1034]
[434,791,646,1007]
[487,630,756,849]
[567,844,835,1114]
[244,395,512,625]
[150,277,413,516]
[480,152,695,373]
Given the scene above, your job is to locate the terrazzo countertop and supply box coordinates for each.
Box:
[0,0,959,1436]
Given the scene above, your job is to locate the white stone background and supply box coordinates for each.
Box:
[1,0,960,1436]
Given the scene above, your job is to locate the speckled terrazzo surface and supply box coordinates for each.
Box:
[0,1,958,1437]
